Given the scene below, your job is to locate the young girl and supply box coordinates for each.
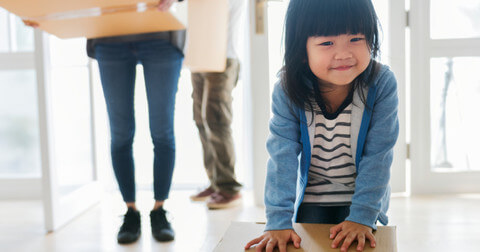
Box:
[245,0,398,251]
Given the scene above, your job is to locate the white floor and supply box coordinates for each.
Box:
[1,191,480,252]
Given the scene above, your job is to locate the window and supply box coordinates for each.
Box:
[0,7,38,178]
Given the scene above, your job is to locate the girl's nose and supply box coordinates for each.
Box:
[334,48,353,60]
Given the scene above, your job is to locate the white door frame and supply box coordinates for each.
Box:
[35,30,101,231]
[245,0,271,206]
[387,0,407,194]
[410,0,480,194]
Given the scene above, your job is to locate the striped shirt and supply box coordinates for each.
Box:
[303,103,356,206]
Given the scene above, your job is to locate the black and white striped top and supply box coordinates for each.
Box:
[303,103,356,206]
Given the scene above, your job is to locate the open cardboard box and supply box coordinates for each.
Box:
[0,0,228,71]
[214,222,397,252]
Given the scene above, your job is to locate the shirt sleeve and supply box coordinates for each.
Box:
[346,69,399,230]
[264,82,303,231]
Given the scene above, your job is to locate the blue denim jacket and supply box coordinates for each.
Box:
[265,64,399,231]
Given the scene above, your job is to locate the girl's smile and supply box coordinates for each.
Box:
[331,65,354,71]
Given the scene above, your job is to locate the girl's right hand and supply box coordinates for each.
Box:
[244,229,301,252]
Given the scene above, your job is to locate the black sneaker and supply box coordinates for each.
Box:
[150,207,175,242]
[117,207,141,244]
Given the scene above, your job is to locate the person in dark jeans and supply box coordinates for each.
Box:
[23,0,184,245]
[87,0,185,244]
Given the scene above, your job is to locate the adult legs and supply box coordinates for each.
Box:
[136,39,183,204]
[191,72,215,182]
[95,43,137,204]
[192,59,242,195]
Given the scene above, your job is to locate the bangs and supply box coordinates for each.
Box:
[306,0,377,37]
[286,0,379,56]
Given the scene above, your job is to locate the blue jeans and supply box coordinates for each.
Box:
[95,39,183,202]
[296,204,350,224]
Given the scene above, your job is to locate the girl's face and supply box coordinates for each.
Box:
[306,34,371,88]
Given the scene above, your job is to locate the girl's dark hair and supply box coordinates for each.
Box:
[282,0,381,112]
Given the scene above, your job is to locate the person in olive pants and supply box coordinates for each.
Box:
[189,0,245,209]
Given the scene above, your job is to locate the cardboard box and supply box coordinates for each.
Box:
[0,0,228,71]
[0,0,156,17]
[214,222,397,252]
[32,7,186,40]
[183,0,228,72]
[0,0,187,39]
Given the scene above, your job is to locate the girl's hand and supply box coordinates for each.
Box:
[244,229,301,252]
[330,221,376,252]
[157,0,176,11]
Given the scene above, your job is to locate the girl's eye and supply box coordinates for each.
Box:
[319,41,333,46]
[351,37,365,42]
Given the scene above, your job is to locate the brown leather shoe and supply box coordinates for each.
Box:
[206,191,242,209]
[190,187,215,201]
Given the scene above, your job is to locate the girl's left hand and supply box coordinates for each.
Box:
[329,221,376,252]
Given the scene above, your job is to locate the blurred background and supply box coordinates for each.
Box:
[1,1,480,249]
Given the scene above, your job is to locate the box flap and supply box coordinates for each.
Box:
[37,8,185,39]
[0,0,157,18]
